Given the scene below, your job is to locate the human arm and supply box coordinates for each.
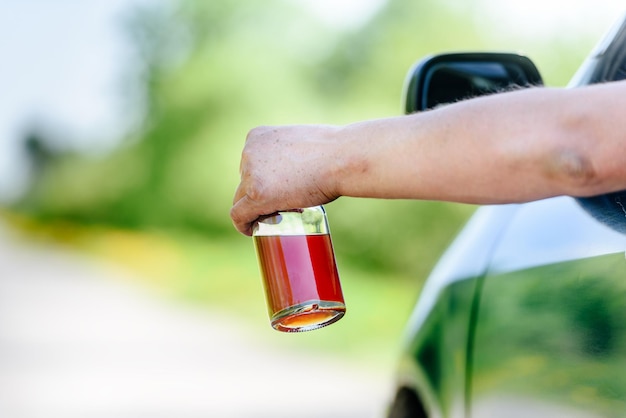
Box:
[231,81,626,236]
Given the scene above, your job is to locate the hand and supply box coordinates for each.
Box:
[230,125,341,236]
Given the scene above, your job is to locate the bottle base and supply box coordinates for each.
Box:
[270,300,346,332]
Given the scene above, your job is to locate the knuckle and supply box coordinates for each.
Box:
[229,205,242,224]
[246,179,266,202]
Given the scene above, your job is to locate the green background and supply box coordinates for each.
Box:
[5,0,610,368]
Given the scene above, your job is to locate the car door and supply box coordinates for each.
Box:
[469,197,626,417]
[469,14,626,416]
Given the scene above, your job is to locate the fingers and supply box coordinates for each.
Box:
[231,168,269,236]
[231,150,261,236]
[231,126,285,235]
[232,132,279,235]
[230,193,256,236]
[230,124,339,235]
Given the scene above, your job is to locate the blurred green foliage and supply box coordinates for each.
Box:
[15,0,600,282]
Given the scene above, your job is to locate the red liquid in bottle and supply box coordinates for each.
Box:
[254,233,345,332]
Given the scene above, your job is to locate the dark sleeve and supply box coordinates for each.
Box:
[576,191,626,234]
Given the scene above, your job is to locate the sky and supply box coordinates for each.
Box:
[0,0,625,203]
[0,0,146,201]
[479,0,625,39]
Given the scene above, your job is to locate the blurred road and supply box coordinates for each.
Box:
[0,222,391,418]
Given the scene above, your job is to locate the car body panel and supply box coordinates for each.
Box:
[470,197,626,416]
[388,10,626,418]
[395,205,520,418]
[472,252,626,417]
[488,197,626,275]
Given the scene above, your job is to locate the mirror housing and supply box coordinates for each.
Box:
[403,52,543,113]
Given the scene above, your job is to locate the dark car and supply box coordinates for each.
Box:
[387,12,626,418]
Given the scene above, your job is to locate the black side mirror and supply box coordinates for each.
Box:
[403,52,543,113]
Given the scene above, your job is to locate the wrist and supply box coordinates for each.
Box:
[331,122,374,199]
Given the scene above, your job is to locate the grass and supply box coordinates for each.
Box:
[3,211,425,371]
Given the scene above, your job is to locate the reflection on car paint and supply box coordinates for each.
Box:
[472,253,626,417]
[489,196,626,275]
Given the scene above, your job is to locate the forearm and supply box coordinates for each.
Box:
[232,81,626,235]
[333,85,622,204]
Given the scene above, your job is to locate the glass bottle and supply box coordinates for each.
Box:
[252,206,346,332]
